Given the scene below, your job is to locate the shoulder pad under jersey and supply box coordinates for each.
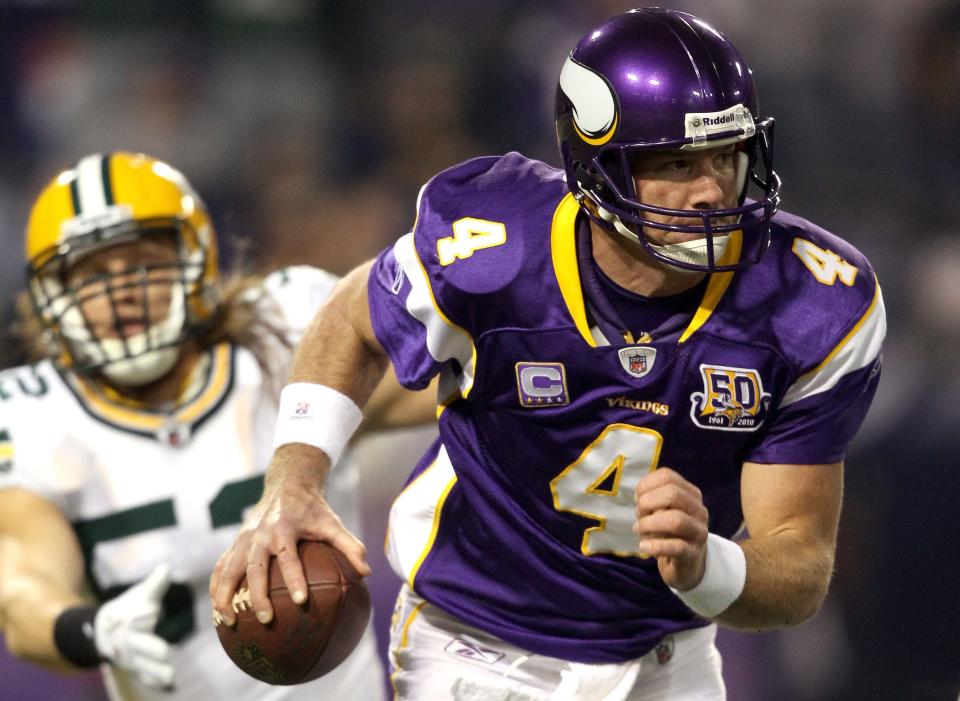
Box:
[409,152,568,332]
[723,209,884,377]
[0,361,73,497]
[258,265,340,338]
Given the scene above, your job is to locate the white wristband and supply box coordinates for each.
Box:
[272,383,363,466]
[671,533,746,618]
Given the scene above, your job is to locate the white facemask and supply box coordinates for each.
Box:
[58,282,188,386]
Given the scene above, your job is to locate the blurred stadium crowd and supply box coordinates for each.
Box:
[0,1,958,699]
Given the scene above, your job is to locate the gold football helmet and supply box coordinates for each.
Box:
[26,152,219,385]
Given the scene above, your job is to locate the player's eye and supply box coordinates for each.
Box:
[714,151,736,169]
[657,159,689,173]
[64,266,103,290]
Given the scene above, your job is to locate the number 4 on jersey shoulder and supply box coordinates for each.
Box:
[437,217,506,266]
[792,238,858,286]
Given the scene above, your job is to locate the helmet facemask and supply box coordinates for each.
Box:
[566,118,780,273]
[29,220,211,386]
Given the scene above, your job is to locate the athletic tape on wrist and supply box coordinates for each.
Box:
[272,383,363,465]
[671,533,746,618]
[53,605,102,667]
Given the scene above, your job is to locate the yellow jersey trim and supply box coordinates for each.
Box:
[678,231,743,343]
[408,473,458,589]
[65,343,233,435]
[551,194,596,347]
[798,275,881,380]
[410,232,479,400]
[384,452,439,560]
[435,388,460,419]
[552,196,742,347]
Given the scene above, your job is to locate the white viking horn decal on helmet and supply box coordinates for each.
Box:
[558,56,617,145]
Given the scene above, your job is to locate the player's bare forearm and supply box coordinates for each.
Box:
[288,260,388,407]
[212,262,384,624]
[716,461,842,630]
[715,528,836,630]
[636,461,842,630]
[261,261,388,491]
[262,443,332,493]
[0,489,90,669]
[717,463,843,630]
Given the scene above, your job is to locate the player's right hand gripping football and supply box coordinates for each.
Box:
[209,444,370,627]
[95,563,174,689]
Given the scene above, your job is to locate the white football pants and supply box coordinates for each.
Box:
[388,584,725,701]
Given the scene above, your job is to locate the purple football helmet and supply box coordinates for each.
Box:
[555,8,781,272]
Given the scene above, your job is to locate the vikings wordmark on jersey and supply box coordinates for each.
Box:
[370,153,884,665]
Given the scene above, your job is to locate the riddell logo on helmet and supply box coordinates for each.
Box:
[685,105,755,143]
[700,114,736,126]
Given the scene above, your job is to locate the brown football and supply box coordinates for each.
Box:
[215,540,371,685]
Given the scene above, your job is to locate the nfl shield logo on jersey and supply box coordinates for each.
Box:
[618,346,656,379]
[690,364,771,431]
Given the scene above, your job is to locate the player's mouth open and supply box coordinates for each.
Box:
[108,320,147,337]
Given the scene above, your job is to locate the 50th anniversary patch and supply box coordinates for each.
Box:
[690,364,771,431]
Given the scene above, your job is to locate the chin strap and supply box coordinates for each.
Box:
[100,346,180,386]
[594,204,641,245]
[649,236,730,269]
[593,203,727,271]
[64,286,192,386]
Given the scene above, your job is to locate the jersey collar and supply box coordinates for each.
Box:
[60,342,235,441]
[550,193,741,347]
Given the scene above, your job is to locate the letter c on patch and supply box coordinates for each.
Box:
[519,366,563,398]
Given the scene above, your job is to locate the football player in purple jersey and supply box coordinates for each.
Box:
[212,8,885,699]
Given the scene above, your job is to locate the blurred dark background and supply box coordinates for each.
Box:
[0,1,958,700]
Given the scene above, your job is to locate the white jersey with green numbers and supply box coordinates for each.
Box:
[0,266,385,701]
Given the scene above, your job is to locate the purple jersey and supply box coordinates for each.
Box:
[368,153,884,663]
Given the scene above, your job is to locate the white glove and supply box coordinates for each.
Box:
[94,563,175,689]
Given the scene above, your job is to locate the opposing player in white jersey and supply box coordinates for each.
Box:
[0,152,431,700]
